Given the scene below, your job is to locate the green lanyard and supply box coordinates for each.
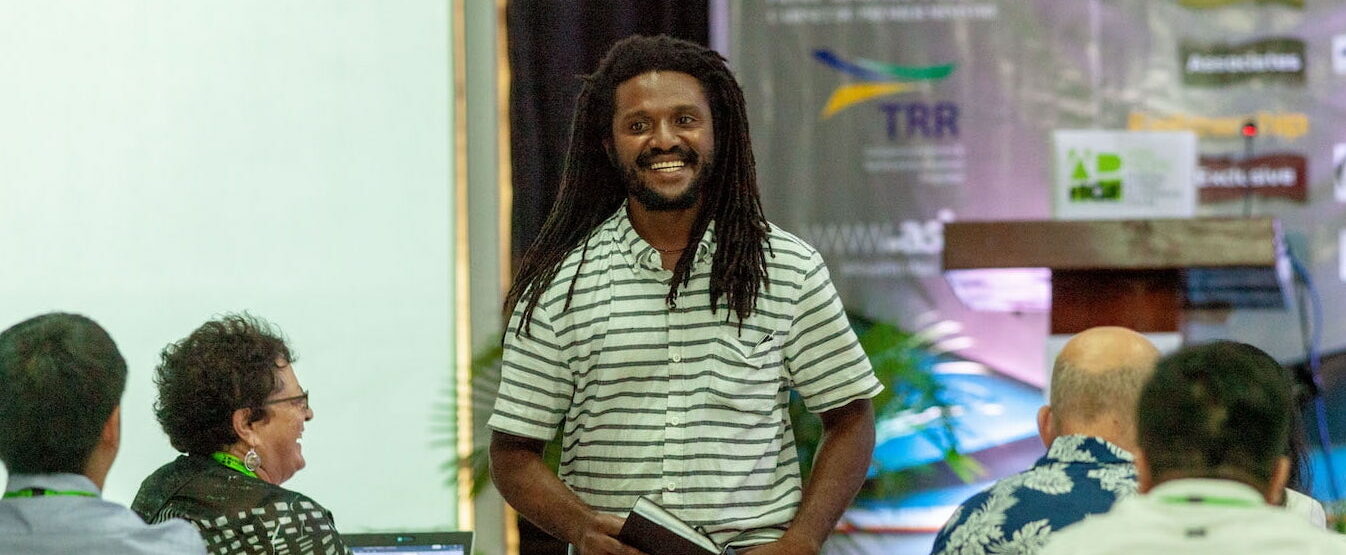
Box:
[1159,495,1258,508]
[212,451,259,478]
[3,488,97,499]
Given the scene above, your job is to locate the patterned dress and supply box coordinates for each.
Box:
[930,435,1138,555]
[132,455,350,555]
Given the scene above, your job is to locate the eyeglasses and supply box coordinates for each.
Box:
[263,390,310,411]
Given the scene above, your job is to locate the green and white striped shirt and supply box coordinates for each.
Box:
[489,205,881,547]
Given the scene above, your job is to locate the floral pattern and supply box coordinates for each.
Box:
[930,436,1137,555]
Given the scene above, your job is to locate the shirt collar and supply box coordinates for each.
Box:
[1042,434,1135,465]
[614,201,716,274]
[4,473,101,496]
[1146,478,1266,505]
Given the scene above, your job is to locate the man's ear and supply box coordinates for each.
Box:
[1135,450,1154,493]
[1036,405,1055,449]
[102,405,121,454]
[1267,455,1291,503]
[232,407,262,447]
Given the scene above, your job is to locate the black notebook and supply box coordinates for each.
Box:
[617,496,738,555]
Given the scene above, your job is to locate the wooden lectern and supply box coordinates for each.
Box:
[941,218,1288,334]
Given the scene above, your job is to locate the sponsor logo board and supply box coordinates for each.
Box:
[1128,111,1309,141]
[1052,130,1197,220]
[1196,154,1308,203]
[1181,38,1305,86]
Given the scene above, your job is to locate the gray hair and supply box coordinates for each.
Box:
[1050,356,1154,429]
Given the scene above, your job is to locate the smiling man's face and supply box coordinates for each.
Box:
[608,71,716,212]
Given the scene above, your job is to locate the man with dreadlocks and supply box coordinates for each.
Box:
[488,35,881,555]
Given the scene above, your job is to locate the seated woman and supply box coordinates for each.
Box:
[132,314,349,555]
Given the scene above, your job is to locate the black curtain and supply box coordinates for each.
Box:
[508,0,708,271]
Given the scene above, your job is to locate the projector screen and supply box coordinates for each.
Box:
[0,1,456,531]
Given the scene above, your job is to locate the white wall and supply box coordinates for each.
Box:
[0,1,456,531]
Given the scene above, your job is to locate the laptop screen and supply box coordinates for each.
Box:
[343,532,473,555]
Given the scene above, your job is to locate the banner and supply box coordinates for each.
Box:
[725,0,1346,381]
[723,0,1346,532]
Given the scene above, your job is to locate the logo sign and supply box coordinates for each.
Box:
[1128,111,1309,141]
[1066,150,1124,201]
[1181,38,1305,86]
[803,216,948,257]
[876,102,959,140]
[1334,34,1346,76]
[1052,130,1196,220]
[1196,154,1307,203]
[802,209,955,279]
[1178,0,1302,8]
[812,49,955,118]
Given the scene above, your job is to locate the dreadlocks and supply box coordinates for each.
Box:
[507,35,771,335]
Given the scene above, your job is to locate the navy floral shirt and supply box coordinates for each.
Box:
[930,435,1138,555]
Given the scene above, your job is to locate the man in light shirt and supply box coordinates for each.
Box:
[1041,341,1346,554]
[0,313,206,554]
[489,35,881,554]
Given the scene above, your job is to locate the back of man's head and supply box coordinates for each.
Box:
[0,313,126,474]
[1046,327,1160,449]
[1137,341,1291,492]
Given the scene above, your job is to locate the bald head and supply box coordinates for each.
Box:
[1043,327,1161,451]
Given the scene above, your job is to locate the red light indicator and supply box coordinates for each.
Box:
[1242,122,1258,137]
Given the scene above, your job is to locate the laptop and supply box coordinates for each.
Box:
[344,532,474,554]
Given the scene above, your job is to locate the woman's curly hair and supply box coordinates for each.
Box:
[153,313,295,455]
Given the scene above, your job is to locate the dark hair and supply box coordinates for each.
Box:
[0,313,127,474]
[1138,341,1292,487]
[506,34,770,333]
[153,313,294,455]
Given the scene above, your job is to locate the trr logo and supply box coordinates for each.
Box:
[811,49,954,118]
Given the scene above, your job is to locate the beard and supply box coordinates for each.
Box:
[618,145,713,212]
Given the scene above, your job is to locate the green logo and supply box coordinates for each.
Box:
[1068,149,1123,201]
[812,49,955,118]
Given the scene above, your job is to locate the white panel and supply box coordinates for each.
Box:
[0,0,454,531]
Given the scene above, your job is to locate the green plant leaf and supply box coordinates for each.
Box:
[792,312,976,500]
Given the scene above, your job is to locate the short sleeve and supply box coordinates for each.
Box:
[782,250,882,413]
[487,299,575,440]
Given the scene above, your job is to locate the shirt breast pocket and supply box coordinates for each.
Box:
[707,330,786,421]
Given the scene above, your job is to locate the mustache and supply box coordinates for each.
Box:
[636,146,699,168]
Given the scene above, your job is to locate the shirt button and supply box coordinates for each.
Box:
[665,482,676,492]
[670,417,681,426]
[671,353,682,363]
